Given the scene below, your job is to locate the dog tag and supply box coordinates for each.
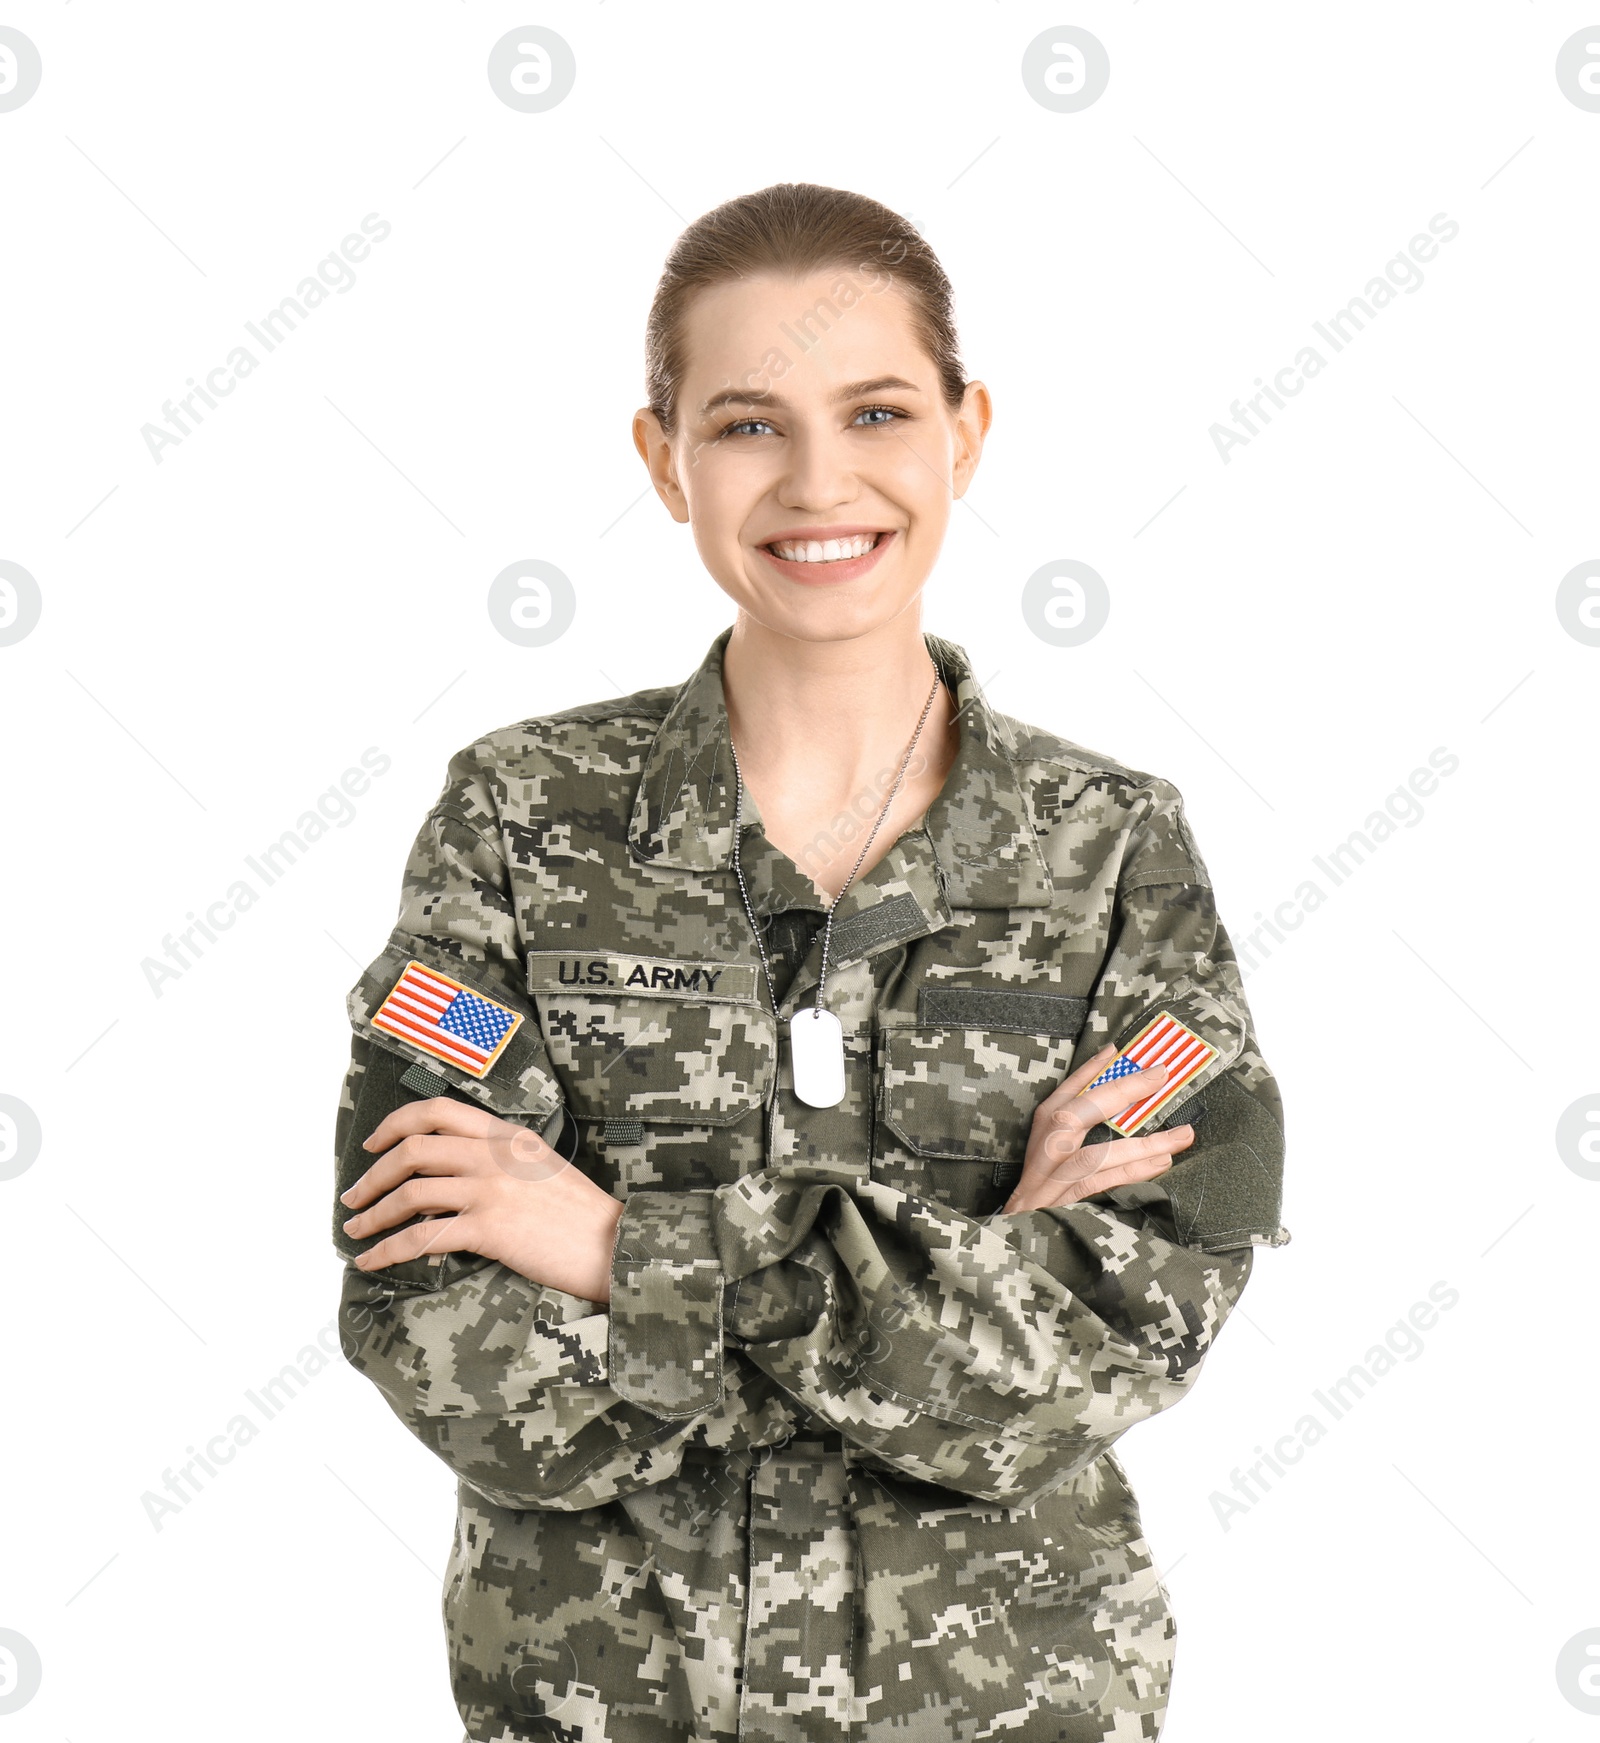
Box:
[789,1005,846,1107]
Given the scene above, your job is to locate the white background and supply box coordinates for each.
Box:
[2,4,1597,1738]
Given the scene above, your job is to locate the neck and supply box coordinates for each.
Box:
[721,611,956,812]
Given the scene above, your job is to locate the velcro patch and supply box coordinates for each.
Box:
[398,1062,450,1098]
[1088,1010,1219,1136]
[372,959,523,1080]
[919,984,1087,1037]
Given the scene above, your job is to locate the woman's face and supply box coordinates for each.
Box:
[635,269,991,646]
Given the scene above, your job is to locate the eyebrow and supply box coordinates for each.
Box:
[697,376,924,418]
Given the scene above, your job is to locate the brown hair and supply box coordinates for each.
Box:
[644,181,968,436]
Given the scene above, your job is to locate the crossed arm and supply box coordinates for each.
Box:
[337,1041,1193,1298]
[336,1042,1246,1511]
[337,773,1280,1512]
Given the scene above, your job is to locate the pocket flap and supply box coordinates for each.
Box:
[880,1024,1079,1161]
[529,984,775,1127]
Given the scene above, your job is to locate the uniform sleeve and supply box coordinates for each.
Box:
[605,777,1288,1511]
[334,750,799,1513]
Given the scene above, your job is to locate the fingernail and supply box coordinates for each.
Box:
[339,1188,355,1205]
[342,1217,359,1232]
[361,1137,376,1150]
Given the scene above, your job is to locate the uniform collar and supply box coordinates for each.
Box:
[626,624,1053,910]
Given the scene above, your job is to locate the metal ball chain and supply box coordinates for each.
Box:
[728,659,944,1021]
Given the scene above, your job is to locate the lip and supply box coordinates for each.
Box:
[756,527,898,587]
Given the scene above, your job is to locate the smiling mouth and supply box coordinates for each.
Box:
[763,532,887,564]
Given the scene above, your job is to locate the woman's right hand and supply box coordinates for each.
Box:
[340,1098,625,1302]
[1001,1043,1194,1214]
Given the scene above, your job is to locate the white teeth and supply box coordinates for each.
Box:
[769,534,880,563]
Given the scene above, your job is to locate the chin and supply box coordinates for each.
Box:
[760,596,924,644]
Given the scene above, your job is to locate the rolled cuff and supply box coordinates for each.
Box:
[607,1190,725,1419]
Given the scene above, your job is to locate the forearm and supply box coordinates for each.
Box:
[606,1170,1252,1507]
[340,1253,799,1510]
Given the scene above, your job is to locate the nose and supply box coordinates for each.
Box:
[776,426,860,515]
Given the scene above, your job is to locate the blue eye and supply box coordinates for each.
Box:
[717,405,907,440]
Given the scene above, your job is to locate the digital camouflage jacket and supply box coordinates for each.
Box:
[333,623,1290,1743]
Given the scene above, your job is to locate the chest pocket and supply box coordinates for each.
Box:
[874,986,1088,1217]
[525,950,776,1129]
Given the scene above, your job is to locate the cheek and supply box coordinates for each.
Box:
[685,451,764,531]
[883,433,953,525]
[897,415,951,471]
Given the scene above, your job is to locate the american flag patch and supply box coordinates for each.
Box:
[1087,1010,1218,1136]
[372,960,522,1080]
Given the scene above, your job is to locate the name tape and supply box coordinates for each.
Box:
[526,950,760,1004]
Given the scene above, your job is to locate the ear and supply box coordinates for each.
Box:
[950,379,993,501]
[633,406,691,525]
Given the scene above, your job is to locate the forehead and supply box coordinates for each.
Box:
[678,270,930,404]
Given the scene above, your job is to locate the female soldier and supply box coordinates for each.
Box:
[333,182,1289,1743]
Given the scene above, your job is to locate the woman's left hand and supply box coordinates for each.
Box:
[340,1098,625,1303]
[1000,1044,1195,1215]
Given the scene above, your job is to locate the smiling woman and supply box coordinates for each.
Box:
[331,181,1288,1743]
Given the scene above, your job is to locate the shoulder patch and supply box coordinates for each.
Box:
[372,959,523,1079]
[1088,1011,1219,1135]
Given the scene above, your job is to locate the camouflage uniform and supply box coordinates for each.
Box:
[334,624,1289,1742]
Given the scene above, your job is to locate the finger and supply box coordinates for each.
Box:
[362,1095,505,1156]
[1007,1147,1180,1216]
[1035,1043,1120,1111]
[341,1133,491,1210]
[1010,1060,1171,1205]
[343,1174,475,1239]
[1005,1124,1193,1215]
[1014,1048,1123,1173]
[1031,1137,1189,1210]
[353,1210,478,1272]
[1036,1056,1173,1151]
[1032,1063,1173,1179]
[1039,1121,1195,1186]
[1067,1056,1172,1131]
